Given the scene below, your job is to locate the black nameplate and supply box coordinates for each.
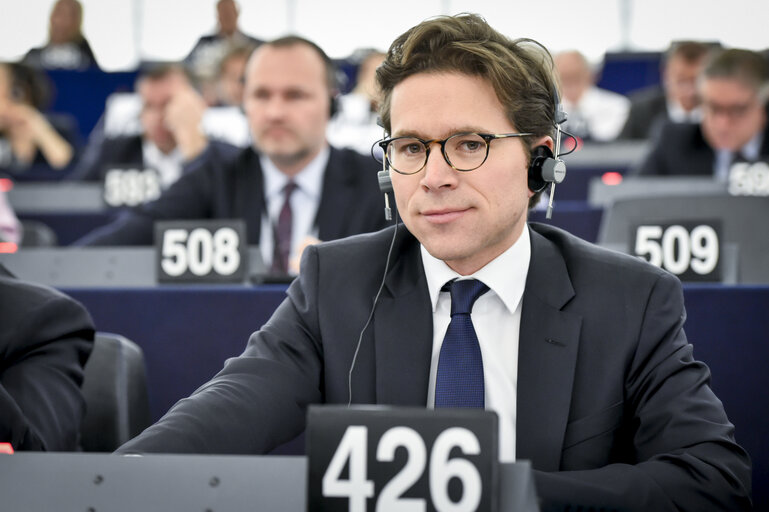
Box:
[307,405,498,512]
[630,220,722,282]
[155,219,247,283]
[103,167,162,207]
[728,161,769,196]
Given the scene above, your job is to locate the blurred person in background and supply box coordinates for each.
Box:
[554,50,630,142]
[69,64,209,189]
[202,44,255,107]
[185,0,261,91]
[621,41,715,140]
[23,0,99,71]
[0,62,77,178]
[326,49,387,155]
[75,36,388,277]
[635,48,769,178]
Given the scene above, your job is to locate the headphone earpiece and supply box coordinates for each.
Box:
[528,145,566,192]
[329,95,339,118]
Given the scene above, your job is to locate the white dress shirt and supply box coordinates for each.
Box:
[563,86,631,142]
[714,132,763,182]
[423,226,531,462]
[142,140,185,189]
[259,147,329,270]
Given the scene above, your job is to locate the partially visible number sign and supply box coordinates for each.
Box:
[155,220,247,283]
[729,161,769,196]
[103,168,162,207]
[632,220,722,281]
[308,406,498,512]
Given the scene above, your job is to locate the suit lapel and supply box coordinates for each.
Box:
[373,230,433,406]
[240,148,266,244]
[516,226,582,471]
[316,148,357,241]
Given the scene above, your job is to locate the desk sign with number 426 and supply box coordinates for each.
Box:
[155,219,247,283]
[307,405,499,512]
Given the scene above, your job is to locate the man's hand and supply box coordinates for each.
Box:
[165,85,209,161]
[289,236,322,274]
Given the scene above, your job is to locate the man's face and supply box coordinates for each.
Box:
[243,44,331,173]
[139,73,184,153]
[700,77,766,152]
[389,72,535,275]
[49,0,79,44]
[217,54,248,106]
[554,52,592,105]
[664,55,704,112]
[217,0,239,35]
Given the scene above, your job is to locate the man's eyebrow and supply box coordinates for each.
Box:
[390,126,490,139]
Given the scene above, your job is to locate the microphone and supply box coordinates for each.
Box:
[378,165,393,221]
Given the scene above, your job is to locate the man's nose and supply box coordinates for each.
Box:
[420,145,458,191]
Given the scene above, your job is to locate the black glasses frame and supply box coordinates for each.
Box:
[376,131,533,175]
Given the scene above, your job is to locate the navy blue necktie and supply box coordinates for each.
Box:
[271,181,297,274]
[435,279,489,408]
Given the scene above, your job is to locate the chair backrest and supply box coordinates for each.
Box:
[20,220,58,247]
[80,332,151,452]
[597,194,769,284]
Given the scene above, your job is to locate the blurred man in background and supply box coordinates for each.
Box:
[621,41,714,140]
[70,64,209,189]
[76,36,387,277]
[554,50,630,141]
[635,48,769,178]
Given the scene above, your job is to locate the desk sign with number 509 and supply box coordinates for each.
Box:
[155,219,247,283]
[307,405,499,512]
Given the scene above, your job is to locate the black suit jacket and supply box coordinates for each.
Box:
[635,116,769,176]
[619,86,668,140]
[68,134,145,182]
[76,143,389,246]
[118,223,751,511]
[0,264,94,451]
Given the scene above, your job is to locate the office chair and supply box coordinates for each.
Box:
[80,332,151,452]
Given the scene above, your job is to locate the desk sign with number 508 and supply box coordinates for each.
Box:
[155,219,247,283]
[307,405,499,512]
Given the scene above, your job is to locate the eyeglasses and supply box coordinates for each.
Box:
[703,99,759,120]
[376,132,532,175]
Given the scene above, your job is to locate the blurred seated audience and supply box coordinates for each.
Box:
[0,187,21,245]
[69,64,209,189]
[0,263,94,451]
[326,49,386,155]
[0,62,78,178]
[554,50,630,142]
[74,36,389,277]
[635,48,769,178]
[22,0,99,71]
[620,41,715,140]
[185,0,261,90]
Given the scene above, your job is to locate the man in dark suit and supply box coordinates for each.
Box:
[69,64,209,188]
[635,48,769,177]
[118,14,751,511]
[620,41,712,140]
[0,263,94,451]
[76,36,387,275]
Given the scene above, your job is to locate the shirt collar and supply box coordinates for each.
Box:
[260,146,330,200]
[667,99,702,123]
[421,225,531,314]
[741,132,763,161]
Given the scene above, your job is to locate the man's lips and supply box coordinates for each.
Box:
[421,207,471,224]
